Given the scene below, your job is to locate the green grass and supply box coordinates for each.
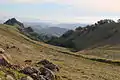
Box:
[0,66,26,80]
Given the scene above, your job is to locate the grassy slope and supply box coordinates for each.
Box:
[55,23,120,51]
[0,24,120,80]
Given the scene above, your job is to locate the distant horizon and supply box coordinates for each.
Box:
[0,17,119,25]
[0,0,120,24]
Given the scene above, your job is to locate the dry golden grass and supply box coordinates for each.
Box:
[0,24,120,80]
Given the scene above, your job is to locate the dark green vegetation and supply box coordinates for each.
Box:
[48,19,120,51]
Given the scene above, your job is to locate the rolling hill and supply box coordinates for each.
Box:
[1,19,120,80]
[48,19,120,51]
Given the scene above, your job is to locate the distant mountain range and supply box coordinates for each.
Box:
[36,27,68,37]
[55,23,87,29]
[24,22,87,37]
[24,22,87,29]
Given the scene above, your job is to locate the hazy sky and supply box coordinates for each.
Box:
[0,0,120,23]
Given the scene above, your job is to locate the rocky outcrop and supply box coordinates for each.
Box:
[0,49,60,80]
[23,27,34,33]
[4,18,24,29]
[6,75,15,80]
[0,48,5,54]
[20,67,45,80]
[40,67,55,80]
[20,59,60,80]
[0,52,10,66]
[20,67,40,76]
[37,59,59,72]
[20,76,33,80]
[4,18,34,33]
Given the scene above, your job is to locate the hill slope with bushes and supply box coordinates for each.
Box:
[48,19,120,51]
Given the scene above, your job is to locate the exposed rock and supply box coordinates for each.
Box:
[20,76,33,80]
[30,73,46,80]
[44,64,59,72]
[0,48,5,54]
[20,67,38,75]
[38,75,46,80]
[40,67,55,80]
[6,75,15,80]
[24,60,32,65]
[20,66,56,80]
[38,59,59,72]
[20,60,60,80]
[20,67,42,80]
[0,55,10,66]
[4,18,24,29]
[24,60,32,63]
[6,45,19,50]
[38,59,50,65]
[10,64,22,70]
[24,27,34,33]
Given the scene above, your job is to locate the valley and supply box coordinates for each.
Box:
[1,0,120,80]
[0,23,120,80]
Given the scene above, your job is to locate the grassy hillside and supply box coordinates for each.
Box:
[48,20,120,51]
[1,24,120,80]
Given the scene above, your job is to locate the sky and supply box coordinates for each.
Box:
[0,0,120,24]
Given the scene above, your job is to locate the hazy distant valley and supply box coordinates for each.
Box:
[24,22,87,37]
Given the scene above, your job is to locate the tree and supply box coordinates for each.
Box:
[61,30,74,38]
[75,26,83,31]
[97,19,115,25]
[117,19,120,23]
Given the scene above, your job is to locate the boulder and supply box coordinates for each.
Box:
[6,75,15,80]
[0,48,5,54]
[20,67,42,80]
[38,59,50,65]
[24,60,32,63]
[38,59,59,72]
[0,55,10,66]
[24,60,32,65]
[38,75,46,80]
[21,60,60,80]
[20,67,38,75]
[10,64,21,70]
[31,73,46,80]
[44,63,59,72]
[40,67,55,80]
[20,76,33,80]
